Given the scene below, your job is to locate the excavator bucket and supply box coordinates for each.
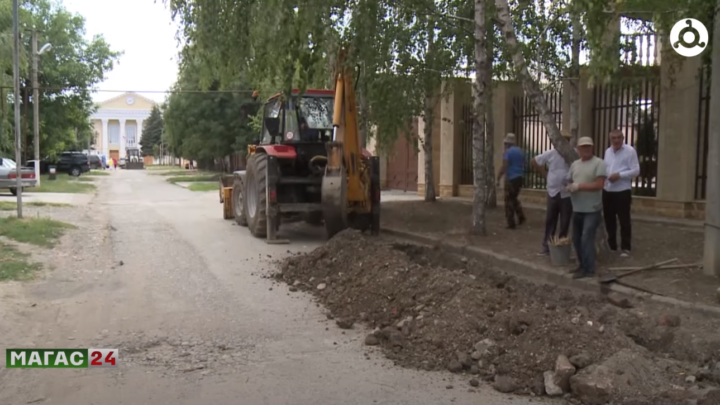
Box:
[322,141,348,238]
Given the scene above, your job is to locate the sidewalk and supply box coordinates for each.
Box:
[380,199,719,310]
[381,189,704,230]
[443,195,705,230]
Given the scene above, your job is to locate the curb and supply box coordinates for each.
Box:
[435,198,704,231]
[382,227,720,318]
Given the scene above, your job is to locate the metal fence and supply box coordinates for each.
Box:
[512,91,563,190]
[591,77,660,197]
[620,33,659,67]
[695,65,711,200]
[460,103,474,184]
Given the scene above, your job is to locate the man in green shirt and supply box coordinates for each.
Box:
[566,137,607,279]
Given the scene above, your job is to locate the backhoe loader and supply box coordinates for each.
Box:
[220,48,380,243]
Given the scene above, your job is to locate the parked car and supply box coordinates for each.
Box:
[119,157,126,168]
[88,155,105,170]
[54,151,90,176]
[0,158,37,196]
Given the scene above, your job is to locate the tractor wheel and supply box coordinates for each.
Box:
[232,176,248,227]
[245,153,268,238]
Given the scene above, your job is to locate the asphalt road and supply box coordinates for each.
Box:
[0,170,550,405]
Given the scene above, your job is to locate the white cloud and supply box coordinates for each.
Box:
[62,0,181,103]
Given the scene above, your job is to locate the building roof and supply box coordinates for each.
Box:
[95,91,157,108]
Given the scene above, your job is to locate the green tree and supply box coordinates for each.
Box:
[163,45,259,168]
[0,0,119,158]
[140,105,164,156]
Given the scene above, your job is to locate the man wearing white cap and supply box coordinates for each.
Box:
[496,133,526,229]
[565,136,607,279]
[532,131,574,255]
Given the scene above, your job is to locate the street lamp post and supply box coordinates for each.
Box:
[32,29,52,187]
[12,0,22,218]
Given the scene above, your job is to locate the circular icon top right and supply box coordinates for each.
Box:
[670,18,709,57]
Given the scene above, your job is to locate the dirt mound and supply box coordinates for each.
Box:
[274,230,719,403]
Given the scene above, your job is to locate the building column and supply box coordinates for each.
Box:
[102,119,109,156]
[136,119,144,149]
[439,81,463,197]
[417,116,426,196]
[491,82,523,184]
[119,119,126,158]
[656,54,702,202]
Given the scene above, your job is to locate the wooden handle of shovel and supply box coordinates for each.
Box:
[614,258,679,280]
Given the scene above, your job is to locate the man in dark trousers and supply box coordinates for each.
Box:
[602,129,640,257]
[496,133,526,229]
[532,131,573,255]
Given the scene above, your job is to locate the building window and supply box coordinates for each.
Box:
[126,123,137,147]
[109,121,120,144]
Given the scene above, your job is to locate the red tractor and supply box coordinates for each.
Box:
[227,49,380,243]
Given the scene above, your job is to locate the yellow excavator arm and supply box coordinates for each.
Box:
[330,48,366,203]
[321,47,375,237]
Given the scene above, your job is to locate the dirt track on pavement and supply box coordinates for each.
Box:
[0,171,549,405]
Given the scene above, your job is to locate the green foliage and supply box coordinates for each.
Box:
[165,0,713,162]
[140,105,164,156]
[163,45,260,162]
[0,0,120,158]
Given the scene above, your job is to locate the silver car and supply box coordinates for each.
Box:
[0,158,38,196]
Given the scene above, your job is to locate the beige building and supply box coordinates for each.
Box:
[91,92,156,161]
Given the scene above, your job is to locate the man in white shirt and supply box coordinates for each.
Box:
[602,129,640,257]
[531,131,573,255]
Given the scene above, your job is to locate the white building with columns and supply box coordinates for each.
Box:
[90,92,157,161]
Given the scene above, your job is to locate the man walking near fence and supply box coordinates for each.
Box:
[603,129,640,257]
[566,137,607,279]
[496,133,526,229]
[532,131,573,255]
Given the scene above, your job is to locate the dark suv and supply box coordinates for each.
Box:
[88,155,105,169]
[55,152,91,176]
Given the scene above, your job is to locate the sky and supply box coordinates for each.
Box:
[62,0,181,104]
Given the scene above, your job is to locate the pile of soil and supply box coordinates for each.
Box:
[274,230,720,404]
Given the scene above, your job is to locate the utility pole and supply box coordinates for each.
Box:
[32,29,40,186]
[12,0,23,218]
[704,2,720,277]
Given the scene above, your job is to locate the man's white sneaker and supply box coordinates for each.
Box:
[620,250,630,258]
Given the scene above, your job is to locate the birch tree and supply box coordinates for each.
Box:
[470,0,488,235]
[484,12,497,208]
[494,0,575,163]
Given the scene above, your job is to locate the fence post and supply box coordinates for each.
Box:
[417,115,426,196]
[656,54,702,203]
[439,79,467,197]
[492,81,523,186]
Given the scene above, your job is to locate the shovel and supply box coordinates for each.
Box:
[599,258,678,284]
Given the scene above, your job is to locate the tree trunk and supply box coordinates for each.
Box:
[358,62,369,150]
[568,8,581,147]
[423,95,437,202]
[484,16,497,209]
[494,0,576,165]
[470,0,488,235]
[23,85,29,162]
[494,0,612,261]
